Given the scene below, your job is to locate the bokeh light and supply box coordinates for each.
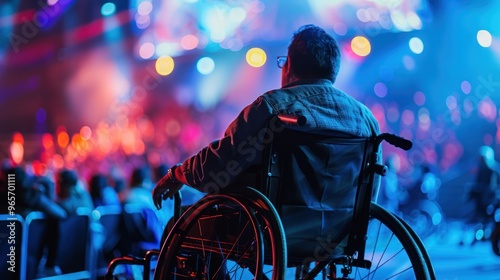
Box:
[138,1,153,16]
[42,134,54,150]
[155,56,175,76]
[181,35,199,50]
[101,2,116,16]
[57,128,69,149]
[197,57,215,75]
[36,108,47,123]
[80,126,92,140]
[139,42,155,59]
[446,95,458,110]
[402,110,415,126]
[374,82,387,98]
[409,37,424,54]
[414,91,426,106]
[246,47,267,67]
[135,14,151,29]
[477,30,492,48]
[351,36,371,57]
[10,142,24,164]
[461,80,472,94]
[13,132,24,145]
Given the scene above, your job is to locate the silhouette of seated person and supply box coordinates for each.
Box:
[4,167,67,277]
[56,169,94,215]
[89,173,120,208]
[120,166,170,256]
[468,146,500,221]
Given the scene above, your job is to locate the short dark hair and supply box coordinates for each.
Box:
[58,169,78,187]
[287,24,341,83]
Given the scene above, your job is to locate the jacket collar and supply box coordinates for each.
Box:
[282,78,333,89]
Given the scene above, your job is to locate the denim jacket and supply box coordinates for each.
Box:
[176,79,380,192]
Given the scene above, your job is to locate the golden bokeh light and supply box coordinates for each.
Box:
[351,36,371,57]
[246,47,267,67]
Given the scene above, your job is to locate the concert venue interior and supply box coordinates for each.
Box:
[1,0,499,279]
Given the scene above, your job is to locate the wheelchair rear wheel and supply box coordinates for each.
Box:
[348,203,433,279]
[154,189,286,279]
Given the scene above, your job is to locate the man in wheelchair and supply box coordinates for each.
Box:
[152,24,379,208]
[150,24,383,279]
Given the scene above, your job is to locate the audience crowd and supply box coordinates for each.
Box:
[0,159,200,278]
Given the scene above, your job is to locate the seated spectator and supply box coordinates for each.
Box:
[89,173,120,208]
[6,167,67,219]
[120,166,169,256]
[4,167,66,277]
[56,169,94,215]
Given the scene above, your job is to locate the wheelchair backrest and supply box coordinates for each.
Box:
[260,128,379,259]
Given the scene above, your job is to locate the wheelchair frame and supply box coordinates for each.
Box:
[107,115,436,280]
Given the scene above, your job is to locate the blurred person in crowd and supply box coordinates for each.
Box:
[121,165,154,204]
[5,166,67,219]
[120,166,169,256]
[56,169,94,215]
[468,146,500,221]
[110,166,128,202]
[2,167,67,277]
[89,173,120,208]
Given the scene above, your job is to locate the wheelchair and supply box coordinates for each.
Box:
[107,115,435,279]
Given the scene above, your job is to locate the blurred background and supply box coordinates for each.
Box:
[1,0,500,276]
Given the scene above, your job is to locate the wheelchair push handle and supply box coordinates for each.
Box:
[378,133,413,151]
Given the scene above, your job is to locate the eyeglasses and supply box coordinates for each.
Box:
[277,56,287,68]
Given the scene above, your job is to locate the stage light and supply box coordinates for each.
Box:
[351,36,371,57]
[402,110,415,126]
[477,30,492,48]
[101,2,116,16]
[57,130,69,149]
[446,95,457,110]
[13,132,24,145]
[10,142,24,164]
[138,1,153,16]
[374,82,387,98]
[135,14,151,29]
[407,12,422,30]
[139,42,155,59]
[197,57,215,75]
[181,35,199,50]
[246,47,266,67]
[42,134,54,150]
[409,37,424,54]
[461,81,471,94]
[414,91,425,106]
[418,108,431,131]
[80,126,92,140]
[156,56,175,76]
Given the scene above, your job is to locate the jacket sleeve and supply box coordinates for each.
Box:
[174,96,275,193]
